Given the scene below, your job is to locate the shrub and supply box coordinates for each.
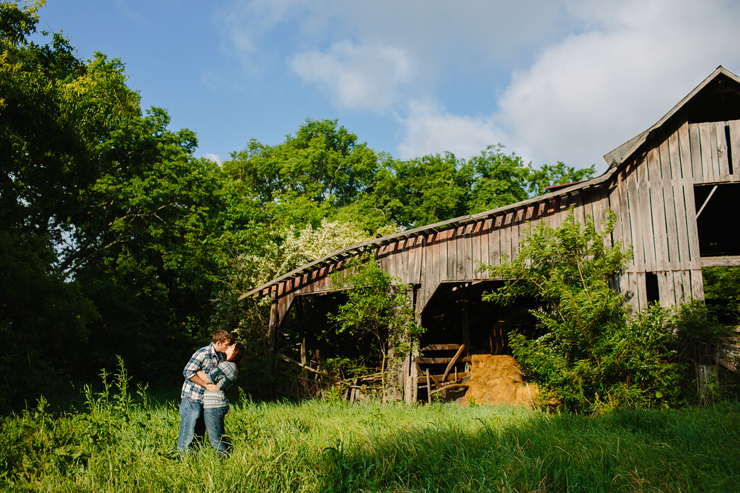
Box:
[483,209,688,413]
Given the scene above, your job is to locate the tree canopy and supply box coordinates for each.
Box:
[0,1,597,410]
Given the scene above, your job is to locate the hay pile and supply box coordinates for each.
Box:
[458,354,537,407]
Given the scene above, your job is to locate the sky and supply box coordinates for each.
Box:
[33,0,740,173]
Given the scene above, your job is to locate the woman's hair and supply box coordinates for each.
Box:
[226,342,247,368]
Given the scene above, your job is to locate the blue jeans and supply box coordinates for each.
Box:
[204,406,229,456]
[177,397,203,454]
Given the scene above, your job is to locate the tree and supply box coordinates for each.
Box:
[466,144,530,214]
[0,2,235,404]
[482,210,686,413]
[0,1,143,408]
[223,119,380,229]
[327,256,424,393]
[526,161,596,197]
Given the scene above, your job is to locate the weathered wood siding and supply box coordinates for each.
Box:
[609,119,740,311]
[266,117,740,322]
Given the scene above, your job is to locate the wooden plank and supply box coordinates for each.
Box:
[426,370,432,404]
[673,123,692,268]
[415,372,470,384]
[637,155,656,270]
[659,139,679,270]
[448,226,460,281]
[488,217,501,268]
[680,270,692,302]
[625,162,643,271]
[393,239,405,282]
[611,171,630,265]
[416,356,473,365]
[471,222,481,279]
[657,271,675,308]
[429,383,469,396]
[690,268,705,301]
[571,191,585,225]
[635,272,648,312]
[441,344,466,382]
[716,121,730,180]
[412,235,424,285]
[700,123,715,181]
[479,218,491,276]
[689,123,703,182]
[420,344,461,351]
[701,256,740,267]
[441,229,454,284]
[463,223,473,280]
[646,148,667,271]
[730,120,740,181]
[419,233,437,312]
[500,213,513,263]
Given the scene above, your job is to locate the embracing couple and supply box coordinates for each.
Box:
[177,330,246,457]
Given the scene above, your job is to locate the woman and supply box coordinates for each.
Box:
[197,341,246,456]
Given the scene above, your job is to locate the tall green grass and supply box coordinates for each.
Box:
[1,364,738,492]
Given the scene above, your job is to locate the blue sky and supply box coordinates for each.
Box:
[35,0,740,173]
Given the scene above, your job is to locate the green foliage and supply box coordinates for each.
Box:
[0,1,600,410]
[703,265,740,324]
[483,209,691,413]
[526,161,597,197]
[327,256,424,386]
[2,393,739,492]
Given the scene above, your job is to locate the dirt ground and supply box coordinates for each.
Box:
[457,354,538,407]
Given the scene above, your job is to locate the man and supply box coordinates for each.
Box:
[177,330,233,454]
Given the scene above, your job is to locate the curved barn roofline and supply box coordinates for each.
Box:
[241,65,740,301]
[240,175,606,300]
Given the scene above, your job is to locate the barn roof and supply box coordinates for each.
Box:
[240,66,740,301]
[239,175,603,300]
[603,66,740,169]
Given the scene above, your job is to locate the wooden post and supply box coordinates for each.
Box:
[462,299,471,356]
[426,370,432,404]
[442,344,465,383]
[267,290,279,369]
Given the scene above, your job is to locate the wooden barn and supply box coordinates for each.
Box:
[240,66,740,403]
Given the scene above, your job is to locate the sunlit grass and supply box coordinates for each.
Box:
[1,379,739,492]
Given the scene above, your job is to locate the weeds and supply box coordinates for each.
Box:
[0,361,738,492]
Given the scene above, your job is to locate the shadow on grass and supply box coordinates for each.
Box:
[320,403,740,493]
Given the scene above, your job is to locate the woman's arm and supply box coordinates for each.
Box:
[196,370,219,392]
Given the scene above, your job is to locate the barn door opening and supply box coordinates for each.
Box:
[694,183,740,257]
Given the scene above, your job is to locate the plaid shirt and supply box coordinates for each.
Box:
[203,361,238,409]
[181,343,223,402]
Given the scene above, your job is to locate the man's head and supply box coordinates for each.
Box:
[212,330,234,353]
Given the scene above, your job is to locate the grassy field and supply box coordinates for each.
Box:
[1,376,738,492]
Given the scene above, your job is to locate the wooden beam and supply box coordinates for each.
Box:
[416,356,472,365]
[429,383,469,396]
[426,370,432,404]
[276,353,332,378]
[415,372,469,384]
[701,256,740,267]
[420,344,461,351]
[441,344,465,383]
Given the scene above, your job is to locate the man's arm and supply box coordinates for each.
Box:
[190,372,211,388]
[183,347,210,381]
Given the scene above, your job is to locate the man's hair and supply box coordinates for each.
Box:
[212,330,233,344]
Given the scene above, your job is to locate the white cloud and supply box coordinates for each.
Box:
[215,0,740,170]
[494,0,740,171]
[202,153,223,164]
[397,101,506,161]
[289,41,413,112]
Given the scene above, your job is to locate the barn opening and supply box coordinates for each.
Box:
[416,280,540,403]
[694,183,740,257]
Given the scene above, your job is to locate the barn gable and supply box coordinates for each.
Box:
[240,66,740,402]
